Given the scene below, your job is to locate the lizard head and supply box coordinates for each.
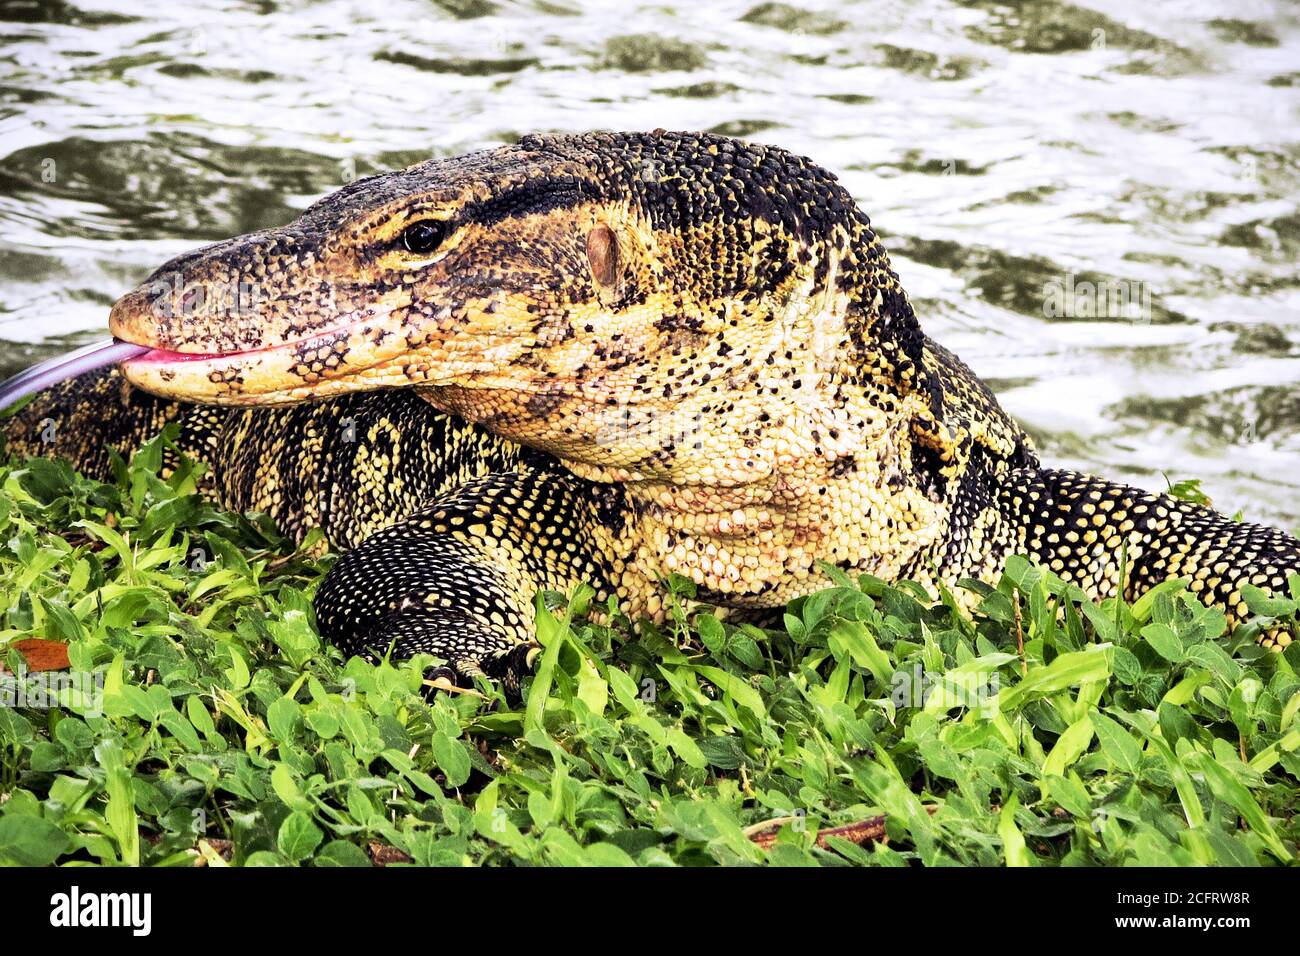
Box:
[111,131,931,483]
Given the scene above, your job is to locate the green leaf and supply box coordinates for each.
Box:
[431,732,471,789]
[525,596,568,735]
[1110,646,1141,684]
[96,740,140,865]
[186,695,218,738]
[1240,584,1295,618]
[267,697,301,742]
[277,811,324,863]
[997,649,1111,713]
[583,842,637,867]
[0,814,69,866]
[1043,773,1093,819]
[270,762,311,811]
[1090,709,1142,773]
[1141,622,1184,663]
[1042,716,1094,777]
[575,656,608,716]
[1190,753,1291,862]
[313,840,372,867]
[828,620,893,687]
[1131,578,1190,622]
[665,726,707,768]
[998,797,1031,867]
[691,665,766,718]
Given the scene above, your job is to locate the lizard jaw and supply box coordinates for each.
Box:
[108,298,469,406]
[114,316,379,405]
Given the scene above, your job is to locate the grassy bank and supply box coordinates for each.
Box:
[0,429,1296,866]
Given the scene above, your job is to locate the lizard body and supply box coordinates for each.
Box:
[3,131,1294,684]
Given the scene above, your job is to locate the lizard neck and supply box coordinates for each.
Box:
[569,369,951,613]
[422,258,955,612]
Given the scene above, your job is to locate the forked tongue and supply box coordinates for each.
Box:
[0,339,151,410]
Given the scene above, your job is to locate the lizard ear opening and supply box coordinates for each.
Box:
[586,224,622,297]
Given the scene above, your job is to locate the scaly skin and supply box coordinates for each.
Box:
[3,131,1295,686]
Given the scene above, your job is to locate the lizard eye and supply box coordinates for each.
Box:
[401,220,450,255]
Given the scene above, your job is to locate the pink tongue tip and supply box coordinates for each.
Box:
[0,338,152,411]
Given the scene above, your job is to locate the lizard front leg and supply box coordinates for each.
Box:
[313,468,618,692]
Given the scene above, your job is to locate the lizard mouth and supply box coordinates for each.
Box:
[120,315,368,366]
[0,310,407,412]
[109,302,430,405]
[0,336,302,412]
[128,347,243,363]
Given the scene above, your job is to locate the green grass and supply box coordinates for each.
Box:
[0,427,1297,867]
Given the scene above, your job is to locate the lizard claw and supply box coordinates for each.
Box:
[418,642,541,701]
[481,642,543,698]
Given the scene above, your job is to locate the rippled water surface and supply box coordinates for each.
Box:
[1,0,1298,525]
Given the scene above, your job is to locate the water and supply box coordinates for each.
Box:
[1,0,1297,526]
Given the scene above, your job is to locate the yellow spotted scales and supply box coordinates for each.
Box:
[4,131,1295,686]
